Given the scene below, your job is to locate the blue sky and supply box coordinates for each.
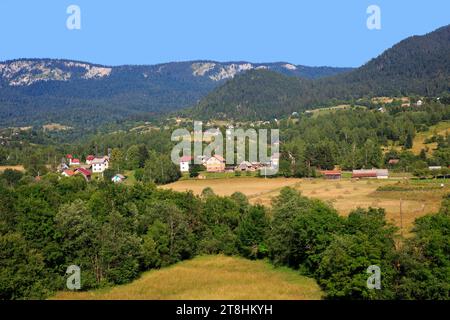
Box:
[0,0,448,67]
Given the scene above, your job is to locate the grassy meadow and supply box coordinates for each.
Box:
[53,255,323,300]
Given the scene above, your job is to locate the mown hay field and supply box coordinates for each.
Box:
[162,177,448,231]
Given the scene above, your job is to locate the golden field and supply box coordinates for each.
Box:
[162,177,448,232]
[53,255,322,300]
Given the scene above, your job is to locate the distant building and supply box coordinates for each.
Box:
[429,166,442,171]
[57,163,69,172]
[111,174,126,183]
[376,169,389,179]
[91,156,109,173]
[352,169,389,179]
[75,168,92,181]
[70,158,80,166]
[85,155,95,165]
[236,161,256,172]
[388,159,400,165]
[179,156,192,173]
[62,169,75,177]
[205,155,225,172]
[66,154,80,166]
[321,170,342,180]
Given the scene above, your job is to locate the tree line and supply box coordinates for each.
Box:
[0,172,448,299]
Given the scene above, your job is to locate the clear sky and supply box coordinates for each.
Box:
[0,0,448,67]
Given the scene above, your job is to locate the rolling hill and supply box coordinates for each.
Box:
[190,25,450,120]
[0,59,351,128]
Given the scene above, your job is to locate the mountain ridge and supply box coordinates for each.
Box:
[0,59,352,128]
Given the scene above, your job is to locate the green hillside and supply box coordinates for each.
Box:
[190,25,450,120]
[53,255,323,300]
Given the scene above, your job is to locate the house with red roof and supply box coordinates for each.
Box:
[85,155,95,165]
[75,168,92,181]
[62,169,75,177]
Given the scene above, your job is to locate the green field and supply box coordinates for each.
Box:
[52,255,323,300]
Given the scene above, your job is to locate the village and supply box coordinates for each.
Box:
[57,151,399,184]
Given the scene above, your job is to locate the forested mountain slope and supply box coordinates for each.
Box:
[190,25,450,120]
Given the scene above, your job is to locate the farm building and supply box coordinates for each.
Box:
[320,170,342,179]
[376,169,389,179]
[205,155,225,172]
[236,161,256,172]
[352,169,389,179]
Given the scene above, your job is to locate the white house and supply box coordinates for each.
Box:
[179,156,192,173]
[91,156,109,173]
